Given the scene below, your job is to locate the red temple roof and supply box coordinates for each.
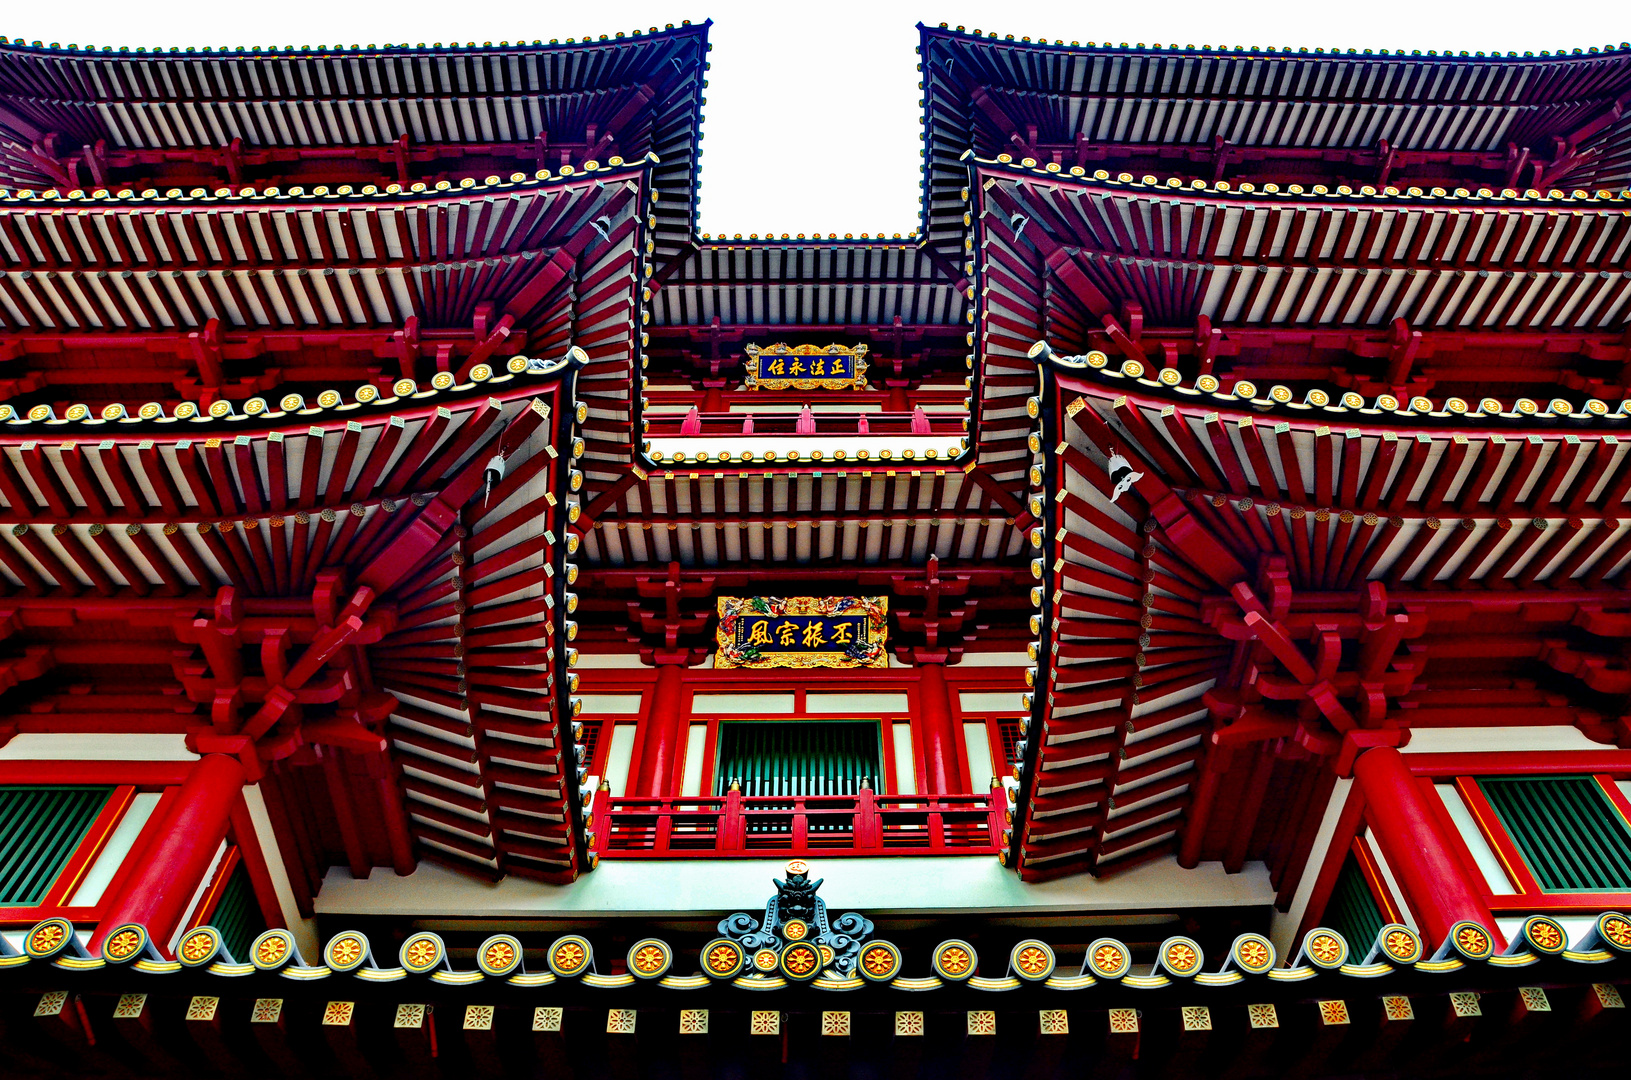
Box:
[921,25,1631,263]
[0,27,708,273]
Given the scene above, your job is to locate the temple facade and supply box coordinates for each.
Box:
[0,21,1628,1079]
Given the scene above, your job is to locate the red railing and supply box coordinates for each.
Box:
[642,411,968,437]
[592,786,1005,858]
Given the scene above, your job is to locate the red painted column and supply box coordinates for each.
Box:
[89,753,246,956]
[631,659,688,797]
[1352,746,1498,947]
[917,660,967,795]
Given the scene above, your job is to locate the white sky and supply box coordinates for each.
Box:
[11,1,1628,235]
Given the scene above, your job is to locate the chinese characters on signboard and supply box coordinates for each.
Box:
[744,343,868,391]
[714,596,888,669]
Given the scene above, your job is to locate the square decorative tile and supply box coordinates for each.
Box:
[607,1009,637,1034]
[252,999,284,1024]
[1040,1009,1069,1036]
[1594,984,1624,1009]
[464,1005,494,1031]
[1247,1004,1279,1030]
[1382,996,1414,1021]
[750,1010,780,1036]
[1317,1000,1350,1026]
[822,1011,851,1037]
[322,1001,355,1026]
[1180,1006,1211,1032]
[1449,992,1481,1018]
[1518,987,1550,1013]
[395,1004,427,1029]
[534,1007,563,1032]
[965,1011,995,1036]
[35,991,68,1018]
[112,994,147,1020]
[680,1009,709,1035]
[1108,1008,1139,1034]
[186,997,220,1022]
[894,1011,924,1036]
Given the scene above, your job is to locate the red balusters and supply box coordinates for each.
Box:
[720,782,744,852]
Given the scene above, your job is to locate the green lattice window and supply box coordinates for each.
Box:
[714,721,882,798]
[1325,851,1386,953]
[207,859,268,962]
[1479,776,1631,892]
[0,787,111,906]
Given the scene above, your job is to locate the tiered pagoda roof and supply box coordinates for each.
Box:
[970,151,1631,880]
[0,169,647,430]
[920,27,1631,262]
[0,362,587,885]
[648,236,969,364]
[0,18,1625,920]
[976,164,1631,397]
[0,27,708,271]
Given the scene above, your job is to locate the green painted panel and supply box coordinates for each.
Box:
[1325,852,1386,954]
[208,860,267,962]
[1480,776,1631,892]
[0,787,112,906]
[713,721,882,797]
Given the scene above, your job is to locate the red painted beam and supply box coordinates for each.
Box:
[1352,745,1500,947]
[88,753,245,956]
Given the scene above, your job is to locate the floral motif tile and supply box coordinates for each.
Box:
[1518,987,1550,1013]
[965,1011,995,1036]
[1108,1008,1139,1034]
[112,994,147,1020]
[1318,1000,1350,1026]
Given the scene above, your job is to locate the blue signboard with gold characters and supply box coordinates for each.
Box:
[715,596,888,669]
[744,343,868,391]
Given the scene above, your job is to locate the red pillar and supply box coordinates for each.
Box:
[918,661,967,795]
[631,660,687,797]
[701,382,725,414]
[89,753,246,956]
[1352,746,1499,947]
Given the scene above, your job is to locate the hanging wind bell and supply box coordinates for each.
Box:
[483,452,506,506]
[1106,449,1143,504]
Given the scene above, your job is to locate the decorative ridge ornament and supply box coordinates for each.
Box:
[714,861,877,978]
[1366,924,1424,966]
[1028,338,1628,427]
[0,351,567,431]
[102,924,161,965]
